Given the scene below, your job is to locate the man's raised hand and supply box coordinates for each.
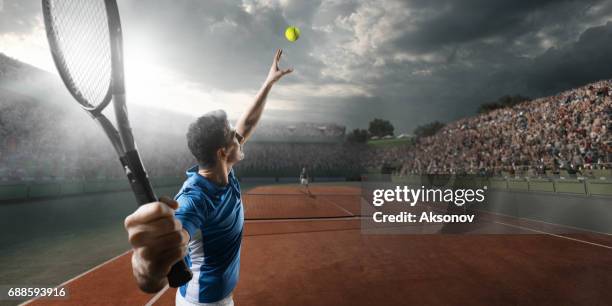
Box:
[265,49,293,85]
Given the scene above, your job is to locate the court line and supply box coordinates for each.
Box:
[422,205,612,249]
[246,216,365,222]
[493,221,612,250]
[19,250,132,306]
[245,226,363,237]
[246,215,363,221]
[476,209,612,236]
[410,202,612,247]
[246,206,612,250]
[145,284,169,306]
[247,206,612,250]
[17,192,610,306]
[245,192,360,196]
[316,196,358,217]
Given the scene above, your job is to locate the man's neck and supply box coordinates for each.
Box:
[198,163,231,186]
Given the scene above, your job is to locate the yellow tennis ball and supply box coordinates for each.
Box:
[285,26,300,42]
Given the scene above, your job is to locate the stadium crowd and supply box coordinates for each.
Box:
[237,142,362,177]
[0,93,358,181]
[248,122,346,143]
[391,80,612,177]
[254,122,345,137]
[1,73,610,181]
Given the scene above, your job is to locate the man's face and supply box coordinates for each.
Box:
[224,125,244,165]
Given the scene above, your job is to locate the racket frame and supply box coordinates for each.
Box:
[42,0,192,288]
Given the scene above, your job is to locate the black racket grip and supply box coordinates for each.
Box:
[168,261,194,288]
[121,150,157,205]
[121,151,193,288]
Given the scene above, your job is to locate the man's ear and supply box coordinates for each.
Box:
[217,147,227,161]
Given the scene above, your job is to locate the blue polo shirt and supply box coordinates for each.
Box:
[174,166,244,303]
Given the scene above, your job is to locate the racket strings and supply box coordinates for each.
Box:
[47,0,112,107]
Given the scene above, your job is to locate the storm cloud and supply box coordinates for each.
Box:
[1,0,612,132]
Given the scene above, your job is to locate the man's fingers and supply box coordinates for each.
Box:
[274,49,284,68]
[282,68,293,76]
[159,196,179,210]
[150,227,189,250]
[134,244,187,280]
[136,230,188,261]
[128,218,183,247]
[124,201,176,229]
[275,52,280,70]
[156,246,189,276]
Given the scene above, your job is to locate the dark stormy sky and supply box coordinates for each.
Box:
[1,0,612,133]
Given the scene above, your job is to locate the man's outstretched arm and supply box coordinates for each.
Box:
[235,49,293,143]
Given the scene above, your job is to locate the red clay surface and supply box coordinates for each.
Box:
[245,185,359,195]
[242,194,353,219]
[23,185,612,306]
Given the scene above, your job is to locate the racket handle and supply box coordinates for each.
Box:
[121,150,157,205]
[121,151,193,287]
[168,261,193,288]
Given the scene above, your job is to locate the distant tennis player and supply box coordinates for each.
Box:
[124,49,292,305]
[299,166,311,195]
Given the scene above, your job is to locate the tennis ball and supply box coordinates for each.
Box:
[285,26,300,42]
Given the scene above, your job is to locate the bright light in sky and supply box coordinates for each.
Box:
[121,37,301,119]
[0,17,55,73]
[0,14,300,121]
[122,39,262,118]
[0,19,260,118]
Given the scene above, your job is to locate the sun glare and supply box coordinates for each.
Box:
[122,41,254,118]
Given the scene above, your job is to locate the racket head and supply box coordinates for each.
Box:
[42,0,124,112]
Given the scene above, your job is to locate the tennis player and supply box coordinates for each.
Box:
[124,49,292,305]
[300,166,311,195]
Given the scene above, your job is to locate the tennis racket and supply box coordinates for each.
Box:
[42,0,192,288]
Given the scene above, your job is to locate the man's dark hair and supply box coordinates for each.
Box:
[187,110,231,169]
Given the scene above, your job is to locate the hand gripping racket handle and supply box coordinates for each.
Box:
[121,150,193,288]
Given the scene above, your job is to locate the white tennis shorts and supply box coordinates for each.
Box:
[300,178,309,185]
[175,291,234,306]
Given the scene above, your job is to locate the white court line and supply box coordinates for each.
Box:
[19,250,132,306]
[246,212,612,250]
[16,210,611,305]
[316,196,358,217]
[246,216,365,223]
[144,284,169,306]
[493,221,612,250]
[478,209,612,236]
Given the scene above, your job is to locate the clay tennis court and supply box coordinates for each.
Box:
[21,184,612,306]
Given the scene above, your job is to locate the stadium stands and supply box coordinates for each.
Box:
[1,52,610,186]
[236,142,362,178]
[0,93,356,181]
[247,122,346,143]
[389,80,611,179]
